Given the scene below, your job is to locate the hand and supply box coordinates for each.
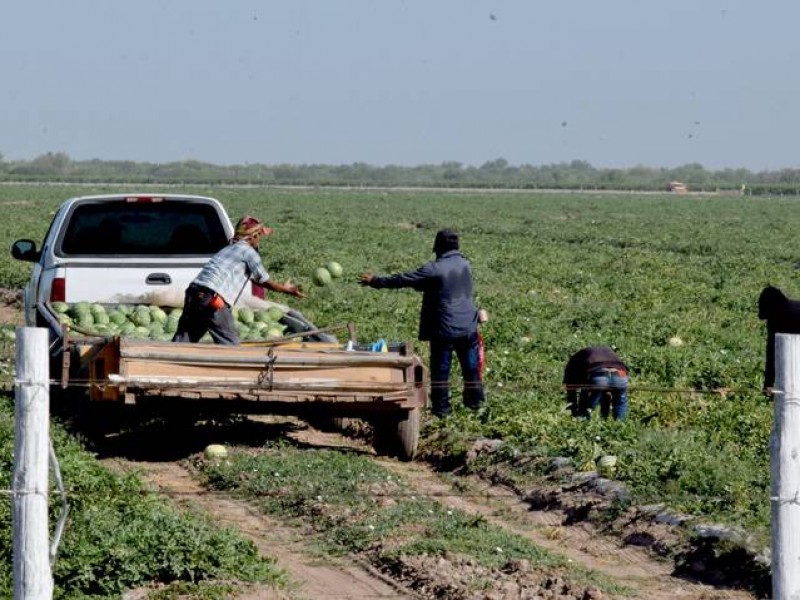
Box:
[286,282,305,299]
[358,272,374,286]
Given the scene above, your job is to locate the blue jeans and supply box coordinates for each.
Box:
[577,368,628,421]
[429,332,485,416]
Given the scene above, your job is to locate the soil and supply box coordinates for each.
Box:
[94,416,759,600]
[0,291,763,599]
[0,288,23,325]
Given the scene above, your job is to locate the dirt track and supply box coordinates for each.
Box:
[103,418,758,600]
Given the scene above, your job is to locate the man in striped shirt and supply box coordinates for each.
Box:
[172,215,303,345]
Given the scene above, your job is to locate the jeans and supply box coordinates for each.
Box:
[577,368,628,421]
[172,284,239,345]
[429,331,485,416]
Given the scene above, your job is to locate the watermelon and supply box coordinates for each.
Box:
[150,308,168,324]
[131,310,151,327]
[267,307,284,321]
[326,261,343,278]
[238,307,254,325]
[51,302,69,314]
[312,267,332,286]
[76,313,95,328]
[204,444,227,459]
[108,311,127,325]
[266,326,284,339]
[597,455,618,478]
[70,302,92,318]
[254,310,271,323]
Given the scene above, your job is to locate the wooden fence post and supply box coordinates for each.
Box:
[13,327,53,600]
[772,333,800,600]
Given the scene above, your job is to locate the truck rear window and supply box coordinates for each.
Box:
[59,201,229,256]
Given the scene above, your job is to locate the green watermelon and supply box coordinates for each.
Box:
[326,261,343,278]
[70,302,92,318]
[312,267,332,286]
[266,326,284,339]
[267,307,284,321]
[131,310,151,327]
[51,302,69,314]
[108,311,127,325]
[238,307,254,325]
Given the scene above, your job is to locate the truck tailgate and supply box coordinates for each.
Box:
[58,262,205,304]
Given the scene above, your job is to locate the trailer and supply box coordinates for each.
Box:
[56,314,427,460]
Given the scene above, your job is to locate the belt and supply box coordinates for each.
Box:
[590,367,626,376]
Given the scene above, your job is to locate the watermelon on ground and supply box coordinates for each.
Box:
[326,261,343,278]
[313,267,332,286]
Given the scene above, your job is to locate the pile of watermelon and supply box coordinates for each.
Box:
[50,302,288,342]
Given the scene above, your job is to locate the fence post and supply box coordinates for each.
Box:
[772,333,800,600]
[13,327,53,600]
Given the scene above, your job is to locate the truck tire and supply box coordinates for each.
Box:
[372,408,420,461]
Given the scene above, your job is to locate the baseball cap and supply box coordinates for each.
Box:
[235,215,273,238]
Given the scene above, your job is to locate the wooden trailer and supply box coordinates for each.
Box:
[59,327,428,460]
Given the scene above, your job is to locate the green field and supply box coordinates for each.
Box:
[1,184,797,545]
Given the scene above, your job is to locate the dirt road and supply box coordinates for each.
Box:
[104,418,759,600]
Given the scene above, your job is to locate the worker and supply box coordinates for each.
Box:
[563,346,629,420]
[758,286,800,396]
[172,215,303,345]
[359,228,485,417]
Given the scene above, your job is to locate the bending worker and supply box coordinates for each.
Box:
[563,346,629,421]
[172,215,303,345]
[359,229,485,417]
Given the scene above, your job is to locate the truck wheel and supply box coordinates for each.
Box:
[372,408,420,461]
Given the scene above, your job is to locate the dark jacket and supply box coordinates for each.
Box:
[758,286,800,389]
[563,346,628,387]
[369,250,479,341]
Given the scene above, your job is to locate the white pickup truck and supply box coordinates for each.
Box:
[11,193,426,459]
[13,193,260,323]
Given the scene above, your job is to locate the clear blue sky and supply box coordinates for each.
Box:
[2,1,797,170]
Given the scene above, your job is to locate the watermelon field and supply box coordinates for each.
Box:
[0,184,797,595]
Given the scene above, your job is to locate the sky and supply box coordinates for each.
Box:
[1,1,798,171]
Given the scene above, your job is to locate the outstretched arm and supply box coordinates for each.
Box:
[263,279,304,298]
[359,262,435,290]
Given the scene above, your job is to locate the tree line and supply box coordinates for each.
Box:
[2,152,800,195]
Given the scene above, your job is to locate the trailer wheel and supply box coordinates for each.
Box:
[372,408,420,461]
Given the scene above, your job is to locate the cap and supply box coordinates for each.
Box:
[235,215,273,238]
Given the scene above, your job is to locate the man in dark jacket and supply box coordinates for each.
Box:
[359,229,485,417]
[758,286,800,395]
[563,346,629,420]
